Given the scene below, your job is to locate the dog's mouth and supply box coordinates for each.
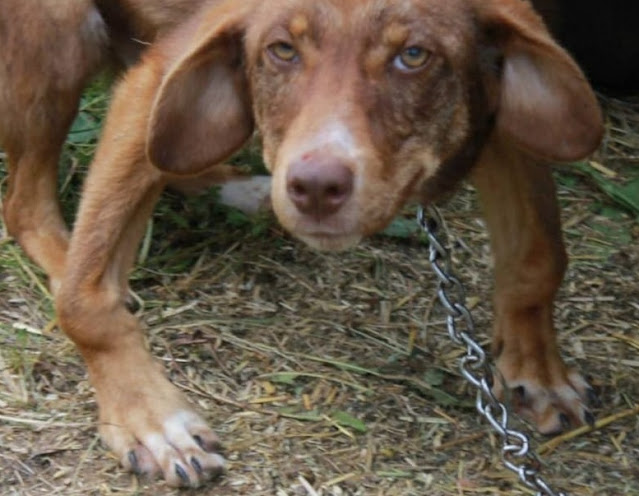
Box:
[275,195,396,252]
[294,230,363,252]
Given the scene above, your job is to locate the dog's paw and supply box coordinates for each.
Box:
[94,362,224,487]
[494,353,598,435]
[106,410,225,487]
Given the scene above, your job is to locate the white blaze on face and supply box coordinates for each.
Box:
[299,119,363,159]
[273,118,365,205]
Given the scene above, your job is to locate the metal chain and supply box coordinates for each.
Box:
[417,205,566,496]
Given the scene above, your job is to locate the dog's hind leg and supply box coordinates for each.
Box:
[0,1,108,292]
[471,134,595,434]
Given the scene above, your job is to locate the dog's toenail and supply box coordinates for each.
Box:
[211,463,224,479]
[513,385,526,401]
[425,218,438,231]
[193,435,205,449]
[191,457,203,475]
[211,441,225,454]
[586,388,601,408]
[484,368,494,388]
[194,434,224,454]
[559,413,570,431]
[128,451,140,474]
[175,463,190,485]
[584,410,596,427]
[125,298,140,314]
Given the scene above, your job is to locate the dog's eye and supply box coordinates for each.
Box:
[395,46,431,71]
[268,41,299,63]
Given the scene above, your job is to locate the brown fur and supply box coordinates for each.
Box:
[0,0,603,487]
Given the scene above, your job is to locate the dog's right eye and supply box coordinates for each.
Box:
[394,46,431,72]
[268,41,299,63]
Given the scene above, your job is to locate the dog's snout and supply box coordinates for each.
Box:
[286,157,354,220]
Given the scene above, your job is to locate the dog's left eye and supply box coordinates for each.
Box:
[394,46,431,71]
[268,41,299,63]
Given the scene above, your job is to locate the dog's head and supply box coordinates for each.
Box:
[147,0,602,251]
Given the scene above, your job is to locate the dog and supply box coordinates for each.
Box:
[0,0,606,488]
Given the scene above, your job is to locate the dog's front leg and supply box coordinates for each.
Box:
[470,134,596,434]
[55,73,224,488]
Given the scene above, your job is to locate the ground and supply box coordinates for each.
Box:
[0,93,637,496]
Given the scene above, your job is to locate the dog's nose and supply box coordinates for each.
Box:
[286,157,354,220]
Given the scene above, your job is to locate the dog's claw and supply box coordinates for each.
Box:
[210,463,224,480]
[586,388,601,408]
[128,451,140,474]
[175,463,190,486]
[583,409,596,427]
[191,457,203,476]
[193,433,224,454]
[193,434,205,450]
[513,385,526,402]
[559,413,571,431]
[124,293,140,313]
[485,367,495,389]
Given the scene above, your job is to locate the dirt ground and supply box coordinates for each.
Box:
[0,97,638,496]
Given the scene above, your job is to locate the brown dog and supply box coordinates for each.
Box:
[0,0,603,488]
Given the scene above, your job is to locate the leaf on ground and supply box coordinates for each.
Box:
[269,372,301,385]
[587,217,632,245]
[420,386,462,407]
[422,368,445,387]
[573,161,639,216]
[331,410,368,433]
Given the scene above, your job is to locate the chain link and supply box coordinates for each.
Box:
[418,205,567,496]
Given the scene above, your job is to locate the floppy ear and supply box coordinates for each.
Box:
[147,3,254,175]
[477,0,603,161]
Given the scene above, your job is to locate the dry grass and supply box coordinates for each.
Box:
[0,98,638,496]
